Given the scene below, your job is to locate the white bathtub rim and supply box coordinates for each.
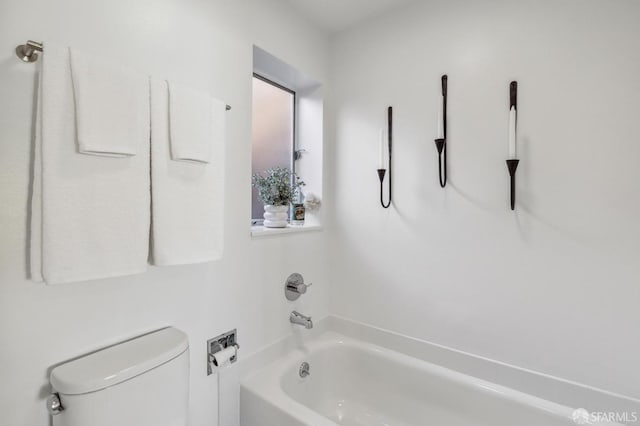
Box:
[241,331,625,426]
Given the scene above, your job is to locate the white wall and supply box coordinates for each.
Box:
[3,0,640,422]
[0,0,329,425]
[329,0,640,400]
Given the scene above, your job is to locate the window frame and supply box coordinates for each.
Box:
[251,73,297,225]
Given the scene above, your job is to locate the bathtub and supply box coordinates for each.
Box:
[241,331,624,426]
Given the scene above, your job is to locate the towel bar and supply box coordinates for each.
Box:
[15,40,232,111]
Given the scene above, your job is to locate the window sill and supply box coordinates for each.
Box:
[251,224,323,239]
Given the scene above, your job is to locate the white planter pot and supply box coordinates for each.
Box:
[263,205,288,228]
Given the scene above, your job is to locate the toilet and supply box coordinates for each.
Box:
[48,327,190,426]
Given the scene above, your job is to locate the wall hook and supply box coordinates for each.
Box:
[434,75,448,188]
[377,106,393,208]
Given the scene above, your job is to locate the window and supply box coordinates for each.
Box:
[251,74,296,224]
[250,45,323,236]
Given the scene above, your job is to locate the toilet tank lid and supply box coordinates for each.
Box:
[50,327,189,395]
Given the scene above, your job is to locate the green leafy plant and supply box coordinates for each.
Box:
[252,167,305,206]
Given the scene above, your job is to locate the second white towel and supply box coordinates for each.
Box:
[150,79,225,266]
[168,82,222,163]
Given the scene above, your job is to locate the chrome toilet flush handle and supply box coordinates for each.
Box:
[47,393,64,415]
[285,273,313,301]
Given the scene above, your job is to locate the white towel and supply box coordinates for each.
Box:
[168,82,223,163]
[69,47,148,157]
[30,65,44,282]
[30,44,150,284]
[150,78,225,265]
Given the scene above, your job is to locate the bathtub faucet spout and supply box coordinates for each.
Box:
[290,311,313,329]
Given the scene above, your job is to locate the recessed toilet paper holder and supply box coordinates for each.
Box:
[207,329,239,375]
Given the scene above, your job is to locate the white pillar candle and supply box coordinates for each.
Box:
[436,97,444,139]
[379,128,385,169]
[508,106,517,159]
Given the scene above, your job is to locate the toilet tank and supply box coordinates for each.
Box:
[50,327,189,426]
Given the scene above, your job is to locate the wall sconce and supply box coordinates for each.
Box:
[434,75,448,188]
[377,106,393,208]
[506,81,519,211]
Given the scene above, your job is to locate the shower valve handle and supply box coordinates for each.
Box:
[285,273,312,301]
[290,282,312,294]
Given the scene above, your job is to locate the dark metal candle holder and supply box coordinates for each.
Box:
[434,75,448,188]
[378,106,393,208]
[506,81,519,210]
[506,159,519,210]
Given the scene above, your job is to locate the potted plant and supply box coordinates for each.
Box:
[252,167,305,228]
